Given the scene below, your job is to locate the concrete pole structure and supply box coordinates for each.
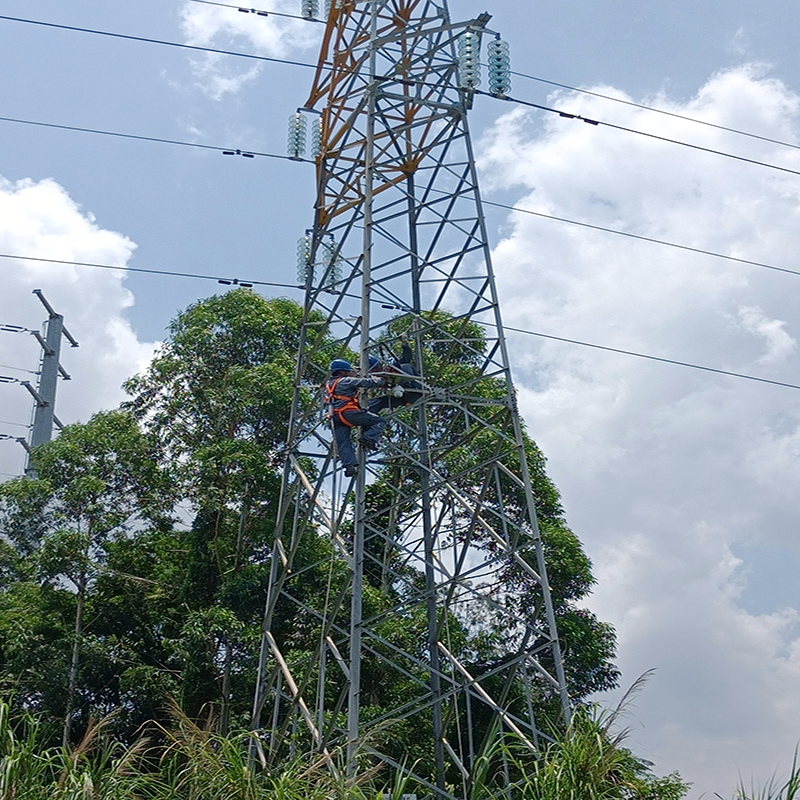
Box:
[23,290,78,476]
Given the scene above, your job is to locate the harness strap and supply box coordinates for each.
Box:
[325,377,361,427]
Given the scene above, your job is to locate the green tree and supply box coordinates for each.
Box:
[0,409,171,744]
[0,290,616,762]
[122,290,338,731]
[123,290,330,501]
[375,313,619,707]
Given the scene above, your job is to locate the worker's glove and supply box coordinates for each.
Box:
[392,385,405,398]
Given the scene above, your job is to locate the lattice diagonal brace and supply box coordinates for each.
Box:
[252,1,570,795]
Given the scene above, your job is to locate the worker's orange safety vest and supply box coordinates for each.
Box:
[324,378,361,427]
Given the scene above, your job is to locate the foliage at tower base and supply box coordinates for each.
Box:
[0,693,690,800]
[0,695,690,800]
[471,705,690,800]
[1,290,623,765]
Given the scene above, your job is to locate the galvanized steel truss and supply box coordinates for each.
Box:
[252,1,570,794]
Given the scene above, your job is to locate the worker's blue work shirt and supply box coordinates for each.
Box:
[326,374,388,469]
[326,375,385,411]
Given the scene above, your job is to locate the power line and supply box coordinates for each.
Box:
[40,6,792,162]
[481,199,800,280]
[0,252,303,290]
[184,0,324,23]
[0,114,312,162]
[480,89,800,180]
[0,14,317,69]
[3,255,796,392]
[0,365,38,376]
[5,109,799,285]
[5,252,795,393]
[0,420,30,428]
[6,10,795,164]
[4,19,800,294]
[429,180,800,279]
[0,253,305,289]
[392,75,800,180]
[5,13,799,181]
[6,91,796,193]
[509,70,800,154]
[505,326,800,392]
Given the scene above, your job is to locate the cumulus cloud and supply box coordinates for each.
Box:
[737,305,796,364]
[178,0,320,99]
[480,65,800,795]
[0,176,158,477]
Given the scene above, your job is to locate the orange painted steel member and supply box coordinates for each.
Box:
[325,359,387,477]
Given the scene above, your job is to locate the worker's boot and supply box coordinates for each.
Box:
[344,464,358,477]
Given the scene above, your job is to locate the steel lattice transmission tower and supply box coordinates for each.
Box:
[252,0,570,793]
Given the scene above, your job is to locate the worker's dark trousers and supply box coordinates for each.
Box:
[334,410,387,467]
[367,392,422,414]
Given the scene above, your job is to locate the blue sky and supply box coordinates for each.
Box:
[3,1,800,796]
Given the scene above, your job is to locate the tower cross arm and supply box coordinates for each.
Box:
[20,380,48,407]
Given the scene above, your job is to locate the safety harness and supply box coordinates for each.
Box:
[324,377,361,427]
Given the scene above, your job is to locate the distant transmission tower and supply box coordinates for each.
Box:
[252,1,569,794]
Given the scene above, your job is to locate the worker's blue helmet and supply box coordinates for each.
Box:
[368,355,381,371]
[329,358,353,373]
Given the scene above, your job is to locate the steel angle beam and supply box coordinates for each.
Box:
[252,1,570,794]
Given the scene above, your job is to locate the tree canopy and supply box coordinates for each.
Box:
[0,289,625,777]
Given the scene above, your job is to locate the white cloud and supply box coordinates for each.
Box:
[0,176,158,477]
[728,26,750,58]
[481,65,800,796]
[737,305,795,364]
[178,0,321,99]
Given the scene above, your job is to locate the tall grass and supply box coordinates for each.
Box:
[0,700,163,799]
[0,692,691,800]
[468,707,687,800]
[6,691,800,800]
[155,706,341,800]
[716,748,800,800]
[0,698,399,800]
[468,675,689,800]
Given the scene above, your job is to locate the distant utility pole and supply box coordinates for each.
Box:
[22,289,78,476]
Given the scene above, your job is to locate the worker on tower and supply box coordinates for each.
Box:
[367,333,423,414]
[325,359,387,477]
